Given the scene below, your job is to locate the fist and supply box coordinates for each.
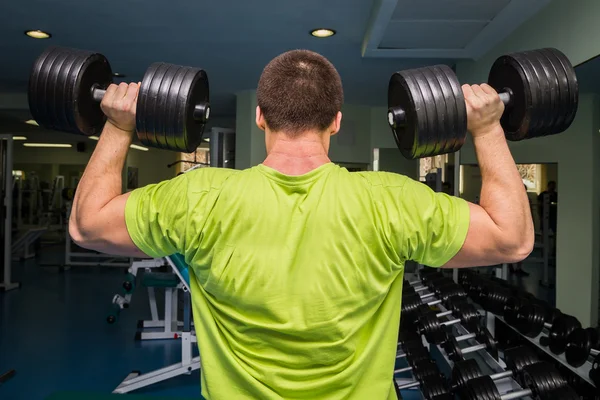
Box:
[462,83,504,138]
[101,82,140,133]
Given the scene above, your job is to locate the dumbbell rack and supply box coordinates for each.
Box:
[493,315,596,388]
[398,274,531,398]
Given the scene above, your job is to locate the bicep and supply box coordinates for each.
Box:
[442,202,506,268]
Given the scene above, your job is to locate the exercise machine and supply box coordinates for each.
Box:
[113,254,200,394]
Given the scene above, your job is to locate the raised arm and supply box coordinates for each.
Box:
[69,82,146,257]
[443,84,534,267]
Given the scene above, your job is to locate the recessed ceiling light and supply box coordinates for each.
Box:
[88,136,100,141]
[24,119,39,126]
[203,137,210,142]
[23,143,71,148]
[113,72,126,78]
[13,136,27,141]
[25,30,51,39]
[310,28,336,38]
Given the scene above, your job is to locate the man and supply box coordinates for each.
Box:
[70,50,534,399]
[538,180,558,234]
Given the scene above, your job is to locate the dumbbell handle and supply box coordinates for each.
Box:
[396,380,421,390]
[389,89,514,129]
[90,86,210,121]
[498,89,514,108]
[592,349,600,356]
[489,370,513,381]
[396,332,477,358]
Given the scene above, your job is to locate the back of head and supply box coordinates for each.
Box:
[257,50,343,136]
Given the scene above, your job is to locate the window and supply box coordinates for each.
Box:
[177,148,210,174]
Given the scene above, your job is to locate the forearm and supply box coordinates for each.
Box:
[474,126,534,254]
[70,122,132,241]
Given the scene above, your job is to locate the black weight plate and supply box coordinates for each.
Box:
[138,63,170,149]
[55,52,81,131]
[547,386,581,400]
[420,67,447,157]
[463,376,501,400]
[163,66,188,152]
[388,69,430,159]
[155,63,178,149]
[536,48,571,134]
[488,54,536,141]
[177,66,209,152]
[32,47,63,131]
[45,49,70,132]
[508,52,545,139]
[420,375,449,400]
[530,50,560,136]
[411,360,439,381]
[522,362,565,399]
[136,63,159,147]
[515,303,546,337]
[548,314,581,355]
[56,50,85,133]
[28,47,53,126]
[73,53,113,135]
[546,48,579,132]
[407,70,437,158]
[451,359,482,392]
[430,66,456,156]
[443,335,462,362]
[590,355,600,387]
[445,66,468,153]
[520,51,552,138]
[565,327,593,367]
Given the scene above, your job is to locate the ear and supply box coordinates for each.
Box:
[255,106,266,131]
[330,111,343,136]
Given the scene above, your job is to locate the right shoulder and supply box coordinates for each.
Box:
[182,167,240,192]
[353,171,412,189]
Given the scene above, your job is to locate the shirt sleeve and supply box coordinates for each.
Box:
[125,174,189,258]
[380,175,470,267]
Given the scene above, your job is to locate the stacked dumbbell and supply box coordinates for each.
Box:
[401,271,501,363]
[452,345,579,399]
[394,331,452,399]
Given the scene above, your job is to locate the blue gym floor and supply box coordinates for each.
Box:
[0,246,553,400]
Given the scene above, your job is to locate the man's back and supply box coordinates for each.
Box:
[125,163,469,399]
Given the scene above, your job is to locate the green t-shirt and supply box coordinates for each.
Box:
[125,163,469,400]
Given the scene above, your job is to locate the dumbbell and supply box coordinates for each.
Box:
[539,314,582,355]
[564,327,600,367]
[414,303,482,344]
[397,329,488,359]
[451,346,539,393]
[461,361,576,400]
[395,369,451,400]
[28,46,210,153]
[387,47,578,159]
[441,326,498,362]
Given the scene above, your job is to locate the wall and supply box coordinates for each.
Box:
[377,148,418,179]
[125,148,178,188]
[454,0,600,326]
[370,106,397,150]
[330,104,372,164]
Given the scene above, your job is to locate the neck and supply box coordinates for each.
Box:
[263,135,331,175]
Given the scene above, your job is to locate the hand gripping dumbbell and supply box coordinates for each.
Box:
[28,46,210,153]
[451,346,539,393]
[387,47,578,159]
[461,361,578,400]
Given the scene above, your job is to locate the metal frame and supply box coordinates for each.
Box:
[12,227,47,260]
[113,261,200,394]
[0,135,18,291]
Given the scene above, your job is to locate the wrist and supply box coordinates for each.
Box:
[471,124,504,141]
[103,121,135,141]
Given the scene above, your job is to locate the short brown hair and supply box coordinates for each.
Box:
[257,50,343,136]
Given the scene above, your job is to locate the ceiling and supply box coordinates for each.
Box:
[0,0,551,134]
